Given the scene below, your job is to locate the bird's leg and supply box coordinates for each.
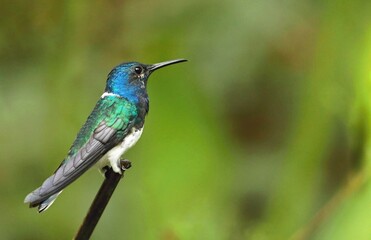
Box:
[102,159,131,179]
[110,161,122,175]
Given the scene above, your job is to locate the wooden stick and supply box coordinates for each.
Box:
[74,159,132,240]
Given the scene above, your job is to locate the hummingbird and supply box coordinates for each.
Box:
[24,59,187,212]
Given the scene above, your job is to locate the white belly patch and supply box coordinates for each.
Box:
[96,127,143,173]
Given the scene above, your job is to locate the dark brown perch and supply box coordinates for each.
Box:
[74,159,132,240]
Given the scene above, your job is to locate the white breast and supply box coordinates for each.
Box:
[96,127,143,173]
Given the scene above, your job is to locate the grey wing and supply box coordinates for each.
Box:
[24,121,127,207]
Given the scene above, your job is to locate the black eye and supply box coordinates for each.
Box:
[134,66,143,74]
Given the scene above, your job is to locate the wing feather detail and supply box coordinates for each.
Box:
[25,96,137,207]
[25,134,109,206]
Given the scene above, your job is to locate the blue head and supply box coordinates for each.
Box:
[105,59,187,102]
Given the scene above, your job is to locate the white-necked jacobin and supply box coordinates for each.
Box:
[24,59,187,212]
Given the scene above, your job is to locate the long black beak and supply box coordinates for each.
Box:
[147,59,187,73]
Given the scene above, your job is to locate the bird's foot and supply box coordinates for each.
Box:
[119,159,132,170]
[118,159,132,178]
[99,166,109,176]
[102,159,132,179]
[111,161,122,175]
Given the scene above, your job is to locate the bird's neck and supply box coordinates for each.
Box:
[105,83,146,102]
[102,89,149,118]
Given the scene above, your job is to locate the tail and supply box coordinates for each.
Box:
[24,190,62,213]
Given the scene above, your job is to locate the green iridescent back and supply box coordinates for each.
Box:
[67,95,137,158]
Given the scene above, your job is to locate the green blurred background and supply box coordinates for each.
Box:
[1,0,371,239]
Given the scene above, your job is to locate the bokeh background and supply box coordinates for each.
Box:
[1,1,371,239]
